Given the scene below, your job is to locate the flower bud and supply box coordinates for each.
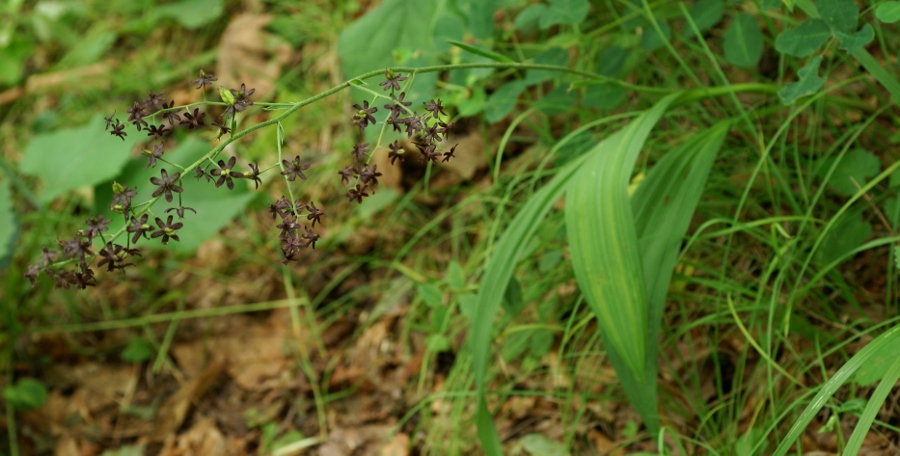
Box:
[220,88,235,105]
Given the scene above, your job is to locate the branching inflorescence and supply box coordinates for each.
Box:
[26,68,458,289]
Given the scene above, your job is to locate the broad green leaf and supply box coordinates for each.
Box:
[484,80,527,123]
[778,56,825,105]
[687,0,725,33]
[451,0,496,39]
[94,139,256,254]
[337,0,439,105]
[525,48,569,84]
[445,260,466,291]
[818,148,880,196]
[0,36,32,85]
[154,0,224,29]
[4,378,48,410]
[520,434,567,456]
[583,83,627,110]
[418,283,443,308]
[640,21,672,51]
[568,118,727,432]
[565,93,681,384]
[836,24,874,53]
[20,114,139,204]
[514,3,548,31]
[595,45,628,77]
[0,181,16,267]
[60,28,116,66]
[774,325,900,455]
[502,276,524,316]
[818,0,858,34]
[122,337,154,363]
[818,210,871,266]
[540,0,590,29]
[884,196,900,226]
[876,2,900,23]
[723,14,763,67]
[774,18,830,57]
[447,40,514,63]
[852,335,900,386]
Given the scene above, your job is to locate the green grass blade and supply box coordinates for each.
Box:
[565,93,680,383]
[471,151,593,455]
[773,323,900,455]
[842,354,900,455]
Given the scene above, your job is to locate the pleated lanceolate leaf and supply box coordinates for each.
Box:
[470,94,680,453]
[565,93,681,382]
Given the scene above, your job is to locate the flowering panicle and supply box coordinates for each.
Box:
[28,68,465,287]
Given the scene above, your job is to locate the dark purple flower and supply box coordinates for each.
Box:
[110,120,127,140]
[423,99,446,119]
[165,206,197,219]
[211,156,244,190]
[111,185,138,212]
[338,166,356,185]
[442,143,458,163]
[388,140,405,165]
[301,226,320,248]
[163,100,181,125]
[281,155,310,182]
[352,100,377,131]
[150,168,183,203]
[379,70,408,92]
[191,70,217,90]
[127,214,154,244]
[126,101,148,131]
[344,184,369,204]
[144,91,166,111]
[146,123,169,139]
[104,112,116,130]
[151,215,184,245]
[350,143,369,162]
[82,215,111,241]
[277,214,300,239]
[180,108,206,130]
[359,165,382,187]
[145,144,164,169]
[306,201,324,226]
[246,163,262,189]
